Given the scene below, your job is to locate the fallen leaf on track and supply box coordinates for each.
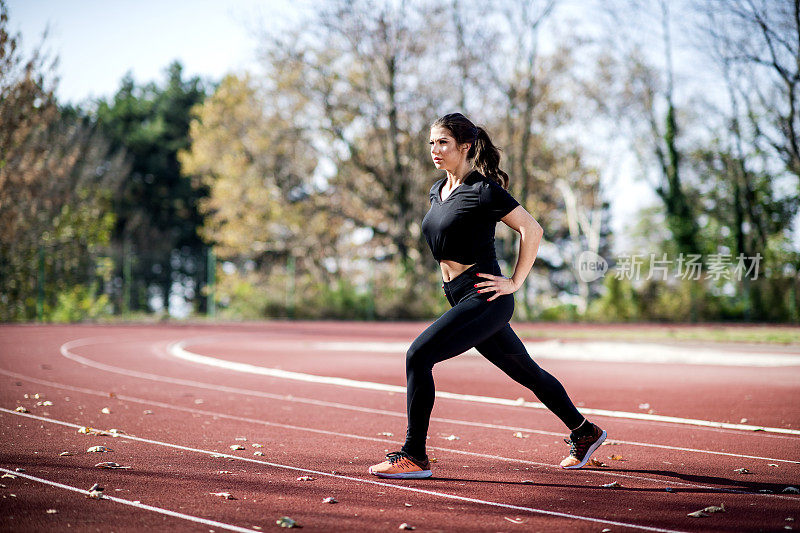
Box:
[443,435,459,441]
[229,445,245,451]
[78,427,112,436]
[251,443,263,448]
[734,468,751,474]
[378,432,394,437]
[702,504,726,514]
[512,432,528,438]
[687,511,708,518]
[768,464,779,467]
[254,451,265,457]
[276,516,300,528]
[235,437,247,441]
[46,509,57,514]
[297,476,315,481]
[59,452,74,457]
[504,517,526,524]
[218,471,233,474]
[588,458,607,467]
[211,492,236,500]
[95,462,129,469]
[399,524,415,530]
[101,407,111,414]
[601,481,621,488]
[609,455,625,461]
[143,410,153,415]
[322,497,338,504]
[14,406,28,413]
[87,446,112,453]
[1,473,16,479]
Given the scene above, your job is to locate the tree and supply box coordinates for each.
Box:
[94,62,207,313]
[0,1,127,321]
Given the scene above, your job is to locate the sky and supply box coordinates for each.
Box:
[6,0,655,251]
[6,0,282,104]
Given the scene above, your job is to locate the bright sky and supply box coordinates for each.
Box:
[5,0,284,104]
[7,0,655,250]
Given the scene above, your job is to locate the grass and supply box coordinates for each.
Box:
[515,324,800,345]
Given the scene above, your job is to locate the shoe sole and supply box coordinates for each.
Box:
[561,430,607,469]
[368,468,433,479]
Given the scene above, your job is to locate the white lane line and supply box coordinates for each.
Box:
[44,343,800,461]
[0,467,260,533]
[2,372,799,498]
[0,409,689,533]
[167,338,800,436]
[313,340,800,367]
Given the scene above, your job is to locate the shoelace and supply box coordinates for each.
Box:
[385,451,407,465]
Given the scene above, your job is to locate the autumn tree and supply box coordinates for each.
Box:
[0,1,127,321]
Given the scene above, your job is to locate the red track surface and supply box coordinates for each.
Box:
[1,322,798,532]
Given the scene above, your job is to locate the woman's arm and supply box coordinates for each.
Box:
[476,205,543,301]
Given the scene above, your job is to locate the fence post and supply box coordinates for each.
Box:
[286,255,295,319]
[37,245,45,322]
[122,240,131,316]
[207,247,216,318]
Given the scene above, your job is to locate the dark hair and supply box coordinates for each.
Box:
[431,112,509,189]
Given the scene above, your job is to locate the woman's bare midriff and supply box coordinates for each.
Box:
[439,260,476,282]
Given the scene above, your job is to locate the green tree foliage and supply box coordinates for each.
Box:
[0,2,126,322]
[94,62,207,313]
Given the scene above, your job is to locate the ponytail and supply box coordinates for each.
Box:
[472,126,509,189]
[432,113,510,189]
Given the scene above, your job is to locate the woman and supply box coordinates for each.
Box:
[368,113,606,479]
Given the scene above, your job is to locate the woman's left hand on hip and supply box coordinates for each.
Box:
[475,273,518,301]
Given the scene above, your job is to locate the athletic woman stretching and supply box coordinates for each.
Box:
[369,113,606,479]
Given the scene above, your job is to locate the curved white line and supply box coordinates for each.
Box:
[5,366,799,467]
[169,337,800,436]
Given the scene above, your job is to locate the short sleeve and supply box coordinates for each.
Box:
[480,180,520,221]
[429,179,443,204]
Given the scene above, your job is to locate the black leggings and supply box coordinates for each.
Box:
[402,262,584,459]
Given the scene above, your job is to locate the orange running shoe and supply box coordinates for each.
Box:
[560,422,606,469]
[369,451,432,479]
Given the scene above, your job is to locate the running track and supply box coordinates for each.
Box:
[1,322,798,532]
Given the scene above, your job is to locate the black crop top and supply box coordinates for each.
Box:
[421,170,520,264]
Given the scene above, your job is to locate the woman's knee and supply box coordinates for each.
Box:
[406,340,434,373]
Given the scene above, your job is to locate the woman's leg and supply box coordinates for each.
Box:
[402,295,513,459]
[474,324,585,430]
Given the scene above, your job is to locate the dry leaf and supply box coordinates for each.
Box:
[601,481,621,488]
[687,511,708,518]
[143,410,153,415]
[235,437,247,441]
[254,451,265,457]
[59,452,74,457]
[610,455,625,461]
[399,524,415,530]
[323,497,338,504]
[702,504,725,514]
[297,476,315,481]
[587,458,607,467]
[14,406,28,413]
[443,435,459,441]
[1,473,17,479]
[42,401,53,406]
[101,407,111,414]
[87,446,111,453]
[46,509,57,514]
[108,429,126,436]
[78,427,112,436]
[504,517,526,524]
[252,443,263,448]
[87,490,105,500]
[734,468,751,474]
[211,492,236,500]
[218,471,233,474]
[276,516,300,528]
[512,432,528,438]
[229,445,245,451]
[94,462,129,469]
[378,432,394,437]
